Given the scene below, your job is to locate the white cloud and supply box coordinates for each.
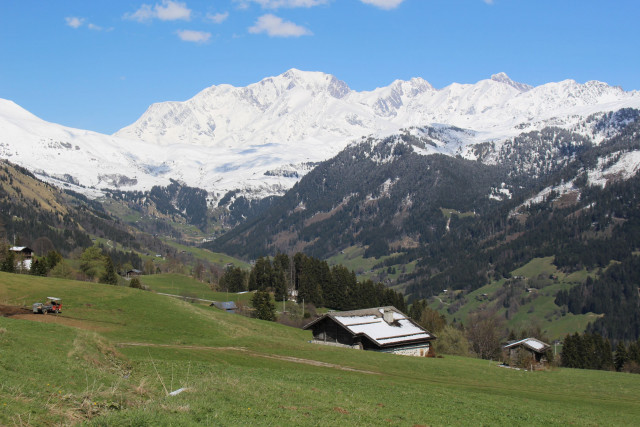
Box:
[207,12,229,24]
[156,1,191,20]
[124,4,155,22]
[359,0,404,10]
[124,1,191,23]
[249,14,312,37]
[484,0,494,4]
[87,23,103,31]
[236,0,329,9]
[176,29,211,43]
[65,17,85,29]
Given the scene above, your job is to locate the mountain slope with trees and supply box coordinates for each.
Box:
[208,108,640,342]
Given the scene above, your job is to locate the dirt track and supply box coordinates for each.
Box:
[0,304,111,331]
[0,304,31,317]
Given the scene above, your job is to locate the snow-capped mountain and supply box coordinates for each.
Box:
[2,69,640,202]
[116,69,640,148]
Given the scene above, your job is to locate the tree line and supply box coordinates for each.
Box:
[218,252,406,313]
[562,332,640,373]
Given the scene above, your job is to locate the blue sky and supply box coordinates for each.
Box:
[1,0,639,134]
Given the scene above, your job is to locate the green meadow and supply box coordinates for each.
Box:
[1,272,639,426]
[428,257,600,341]
[139,273,253,304]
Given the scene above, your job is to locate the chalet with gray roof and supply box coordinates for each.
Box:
[504,337,551,364]
[303,306,435,357]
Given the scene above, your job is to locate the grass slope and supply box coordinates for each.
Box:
[140,273,253,303]
[430,257,599,340]
[1,272,639,425]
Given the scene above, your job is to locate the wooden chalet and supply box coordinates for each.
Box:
[504,337,551,364]
[303,306,436,357]
[10,246,33,258]
[10,246,33,270]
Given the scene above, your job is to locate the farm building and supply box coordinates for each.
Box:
[211,301,237,313]
[125,269,142,278]
[10,246,33,270]
[303,306,435,357]
[504,337,551,365]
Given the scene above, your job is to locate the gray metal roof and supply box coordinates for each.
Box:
[303,306,435,348]
[504,337,550,353]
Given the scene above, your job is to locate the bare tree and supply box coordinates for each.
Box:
[466,310,504,360]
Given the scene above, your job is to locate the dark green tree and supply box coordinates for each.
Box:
[29,258,48,276]
[219,266,248,292]
[0,246,15,273]
[615,341,629,371]
[248,257,273,291]
[273,268,288,303]
[100,256,119,286]
[252,290,276,321]
[44,250,63,271]
[129,277,143,289]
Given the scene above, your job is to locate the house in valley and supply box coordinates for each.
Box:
[10,246,33,271]
[503,337,551,367]
[303,306,435,357]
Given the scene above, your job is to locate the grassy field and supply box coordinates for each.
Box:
[161,240,250,270]
[1,272,639,425]
[326,246,417,285]
[139,273,254,303]
[429,257,598,341]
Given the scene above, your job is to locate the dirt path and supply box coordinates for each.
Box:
[116,342,379,375]
[0,304,31,317]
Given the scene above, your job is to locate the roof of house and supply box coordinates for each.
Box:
[504,337,550,353]
[303,306,435,348]
[213,301,237,310]
[10,246,32,253]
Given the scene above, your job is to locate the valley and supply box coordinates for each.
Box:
[2,70,640,425]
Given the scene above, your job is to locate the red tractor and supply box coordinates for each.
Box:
[32,297,62,314]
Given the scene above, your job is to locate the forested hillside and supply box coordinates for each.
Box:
[207,109,640,342]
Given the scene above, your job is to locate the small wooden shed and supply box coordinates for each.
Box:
[504,337,551,364]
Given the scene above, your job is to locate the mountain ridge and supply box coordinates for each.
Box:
[2,70,640,204]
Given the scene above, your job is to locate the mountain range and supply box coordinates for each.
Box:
[3,70,640,342]
[2,69,640,204]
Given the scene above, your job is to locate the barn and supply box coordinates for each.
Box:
[10,246,33,271]
[503,337,551,367]
[303,306,435,357]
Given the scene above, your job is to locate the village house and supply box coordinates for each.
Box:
[10,246,33,270]
[303,306,435,357]
[503,337,551,368]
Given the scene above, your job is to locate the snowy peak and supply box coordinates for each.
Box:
[4,70,640,204]
[491,72,532,92]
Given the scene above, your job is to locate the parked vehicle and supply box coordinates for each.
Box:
[32,297,62,314]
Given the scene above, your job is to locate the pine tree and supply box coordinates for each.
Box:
[129,277,143,289]
[614,341,629,371]
[29,258,48,276]
[273,268,288,303]
[0,246,15,273]
[252,290,276,321]
[100,256,119,286]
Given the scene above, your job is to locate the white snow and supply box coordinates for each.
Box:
[588,151,640,187]
[2,69,640,199]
